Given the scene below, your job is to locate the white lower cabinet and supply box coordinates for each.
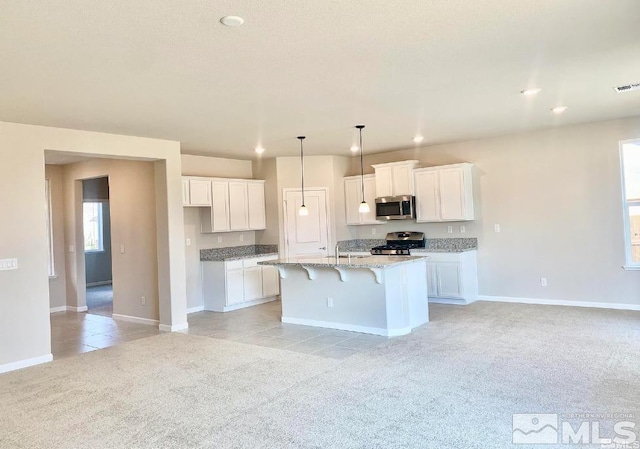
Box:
[203,255,280,312]
[423,251,478,304]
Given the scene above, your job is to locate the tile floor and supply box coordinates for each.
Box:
[50,300,388,360]
[50,311,160,359]
[183,300,388,359]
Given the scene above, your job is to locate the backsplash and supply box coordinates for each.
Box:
[200,244,278,261]
[424,238,477,251]
[337,239,386,251]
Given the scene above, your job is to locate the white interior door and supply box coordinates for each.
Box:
[284,190,329,258]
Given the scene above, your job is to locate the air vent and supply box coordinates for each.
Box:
[614,83,640,93]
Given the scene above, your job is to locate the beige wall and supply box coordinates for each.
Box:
[45,165,67,310]
[61,159,160,321]
[181,154,258,309]
[0,121,186,370]
[344,116,640,305]
[253,158,279,245]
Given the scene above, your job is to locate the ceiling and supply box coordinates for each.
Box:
[1,1,639,159]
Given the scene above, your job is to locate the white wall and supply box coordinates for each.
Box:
[0,122,186,371]
[345,116,640,306]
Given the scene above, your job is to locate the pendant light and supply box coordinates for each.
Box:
[355,125,370,214]
[297,136,309,216]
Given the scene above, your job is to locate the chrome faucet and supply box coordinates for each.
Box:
[335,243,340,259]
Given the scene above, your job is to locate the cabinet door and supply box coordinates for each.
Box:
[439,168,466,221]
[182,179,190,206]
[374,167,394,198]
[344,178,362,225]
[225,269,245,305]
[189,179,212,206]
[262,265,280,297]
[211,181,230,232]
[247,182,266,230]
[228,182,249,230]
[436,262,464,299]
[426,261,438,298]
[415,170,440,222]
[392,165,414,195]
[361,176,380,224]
[243,266,263,301]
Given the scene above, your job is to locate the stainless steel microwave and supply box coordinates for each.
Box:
[375,196,416,220]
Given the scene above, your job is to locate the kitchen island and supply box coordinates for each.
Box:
[259,255,428,337]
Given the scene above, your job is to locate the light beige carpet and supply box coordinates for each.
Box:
[1,302,640,448]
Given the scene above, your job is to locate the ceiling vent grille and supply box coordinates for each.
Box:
[614,83,640,93]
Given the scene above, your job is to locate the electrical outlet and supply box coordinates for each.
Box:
[540,277,548,287]
[186,238,191,246]
[460,225,466,234]
[217,236,223,243]
[327,297,333,308]
[69,245,75,253]
[372,228,376,235]
[494,224,501,233]
[141,296,146,305]
[120,244,126,254]
[447,225,453,234]
[239,234,244,242]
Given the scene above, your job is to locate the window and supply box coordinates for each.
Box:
[45,179,55,277]
[83,202,104,252]
[621,142,640,268]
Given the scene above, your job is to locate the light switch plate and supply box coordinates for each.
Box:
[494,224,501,233]
[447,225,453,234]
[460,225,466,233]
[120,244,126,254]
[186,238,191,246]
[0,258,18,271]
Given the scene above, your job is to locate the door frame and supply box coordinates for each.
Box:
[282,187,332,259]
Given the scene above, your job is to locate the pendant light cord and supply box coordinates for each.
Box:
[357,125,365,202]
[298,136,306,206]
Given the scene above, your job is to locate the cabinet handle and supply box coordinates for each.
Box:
[319,247,327,250]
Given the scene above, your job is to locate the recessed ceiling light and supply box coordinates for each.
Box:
[350,145,359,153]
[220,16,244,27]
[413,136,424,143]
[551,106,568,114]
[521,88,542,96]
[255,146,265,154]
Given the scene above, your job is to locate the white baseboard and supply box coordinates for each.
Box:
[0,353,53,375]
[187,305,204,314]
[159,322,189,332]
[49,306,67,313]
[86,281,112,287]
[281,316,407,337]
[67,306,88,312]
[478,295,640,311]
[112,314,159,326]
[220,296,278,313]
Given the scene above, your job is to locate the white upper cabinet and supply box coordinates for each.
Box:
[185,176,266,233]
[228,181,249,231]
[372,161,419,197]
[414,163,474,222]
[344,175,383,225]
[247,181,266,230]
[183,177,212,207]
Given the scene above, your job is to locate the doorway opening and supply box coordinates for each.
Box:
[83,176,113,317]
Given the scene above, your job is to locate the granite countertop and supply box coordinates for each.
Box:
[258,255,427,269]
[200,245,278,262]
[337,237,478,253]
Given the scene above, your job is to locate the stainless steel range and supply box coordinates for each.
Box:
[370,231,426,256]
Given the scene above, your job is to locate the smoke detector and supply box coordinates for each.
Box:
[613,83,640,93]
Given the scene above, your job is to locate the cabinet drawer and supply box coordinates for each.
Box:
[243,255,278,268]
[421,252,463,263]
[225,259,244,270]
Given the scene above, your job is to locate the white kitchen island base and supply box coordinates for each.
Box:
[261,256,428,337]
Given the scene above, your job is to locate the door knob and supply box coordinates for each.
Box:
[319,247,327,250]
